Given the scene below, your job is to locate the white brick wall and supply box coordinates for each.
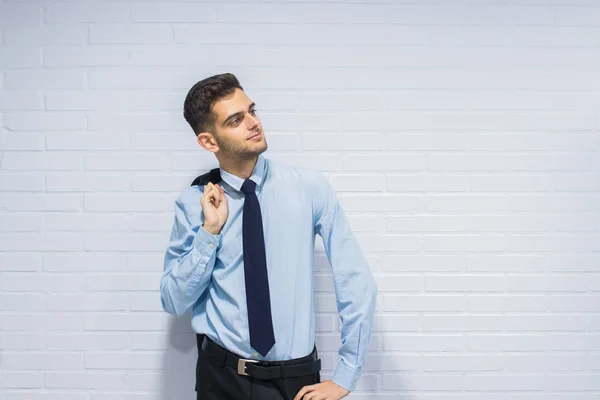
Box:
[1,0,600,398]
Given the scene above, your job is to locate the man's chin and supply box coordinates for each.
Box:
[252,141,268,155]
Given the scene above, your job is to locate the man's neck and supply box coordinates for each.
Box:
[218,155,258,181]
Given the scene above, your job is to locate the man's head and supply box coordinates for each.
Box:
[183,73,267,160]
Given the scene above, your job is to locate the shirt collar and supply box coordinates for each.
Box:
[219,154,267,193]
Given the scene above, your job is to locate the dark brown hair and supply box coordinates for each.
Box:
[183,73,244,136]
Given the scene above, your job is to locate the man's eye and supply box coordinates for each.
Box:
[250,109,257,115]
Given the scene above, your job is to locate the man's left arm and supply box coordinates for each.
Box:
[311,171,378,393]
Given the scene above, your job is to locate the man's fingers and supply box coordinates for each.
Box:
[209,183,221,207]
[294,386,308,400]
[202,183,220,208]
[303,391,319,400]
[294,384,316,400]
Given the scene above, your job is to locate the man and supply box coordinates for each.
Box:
[160,73,377,400]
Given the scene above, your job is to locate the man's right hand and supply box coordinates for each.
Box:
[200,182,228,235]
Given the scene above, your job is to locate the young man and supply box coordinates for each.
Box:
[160,73,377,400]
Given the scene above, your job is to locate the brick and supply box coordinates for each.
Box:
[89,68,177,90]
[2,152,82,170]
[425,275,505,292]
[45,214,132,232]
[302,134,383,151]
[464,374,545,391]
[82,273,159,291]
[90,24,172,44]
[45,372,127,389]
[83,194,173,212]
[46,173,130,192]
[506,354,588,372]
[0,134,45,150]
[374,275,422,292]
[0,214,43,232]
[5,26,87,46]
[0,174,45,191]
[343,154,425,171]
[0,3,42,28]
[465,255,546,272]
[131,3,215,22]
[4,392,87,400]
[423,235,506,252]
[47,92,181,111]
[131,175,193,192]
[127,372,162,391]
[0,91,42,110]
[84,313,164,331]
[45,48,129,67]
[0,234,85,252]
[346,215,386,232]
[46,333,128,350]
[4,71,83,90]
[423,315,505,332]
[383,373,466,390]
[384,295,465,312]
[1,194,82,212]
[85,154,168,171]
[85,352,163,370]
[329,174,385,192]
[129,294,163,312]
[387,174,469,192]
[87,112,187,131]
[46,133,130,151]
[47,294,128,311]
[0,372,43,388]
[83,233,167,251]
[381,255,464,272]
[548,293,600,312]
[0,313,84,331]
[45,3,128,23]
[388,216,468,233]
[131,214,172,232]
[1,272,84,291]
[471,174,553,192]
[0,294,46,312]
[423,354,503,371]
[4,113,86,130]
[468,295,547,312]
[0,333,44,350]
[507,275,589,292]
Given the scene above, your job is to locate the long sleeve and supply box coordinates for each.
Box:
[312,172,378,392]
[160,193,221,317]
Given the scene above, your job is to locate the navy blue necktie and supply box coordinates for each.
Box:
[241,178,276,356]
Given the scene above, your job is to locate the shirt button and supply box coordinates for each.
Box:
[253,352,258,357]
[209,243,214,249]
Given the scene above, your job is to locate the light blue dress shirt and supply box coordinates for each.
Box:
[160,154,377,391]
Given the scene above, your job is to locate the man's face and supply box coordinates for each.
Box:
[209,88,267,158]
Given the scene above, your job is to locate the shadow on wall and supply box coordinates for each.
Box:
[160,313,197,400]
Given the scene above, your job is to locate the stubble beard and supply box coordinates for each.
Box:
[216,135,268,161]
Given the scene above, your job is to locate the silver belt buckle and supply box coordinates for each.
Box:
[237,358,259,376]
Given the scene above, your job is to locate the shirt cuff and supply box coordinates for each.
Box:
[332,359,361,392]
[192,225,221,257]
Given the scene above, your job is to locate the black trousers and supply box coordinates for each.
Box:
[196,334,321,400]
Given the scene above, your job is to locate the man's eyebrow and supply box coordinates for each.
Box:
[222,103,256,126]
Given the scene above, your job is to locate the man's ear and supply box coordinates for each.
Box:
[197,131,219,153]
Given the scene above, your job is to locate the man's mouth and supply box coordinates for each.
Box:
[248,131,262,140]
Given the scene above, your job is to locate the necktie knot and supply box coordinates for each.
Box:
[241,179,256,195]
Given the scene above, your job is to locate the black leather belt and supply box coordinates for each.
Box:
[197,334,321,380]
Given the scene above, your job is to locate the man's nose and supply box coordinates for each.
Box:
[246,113,259,129]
